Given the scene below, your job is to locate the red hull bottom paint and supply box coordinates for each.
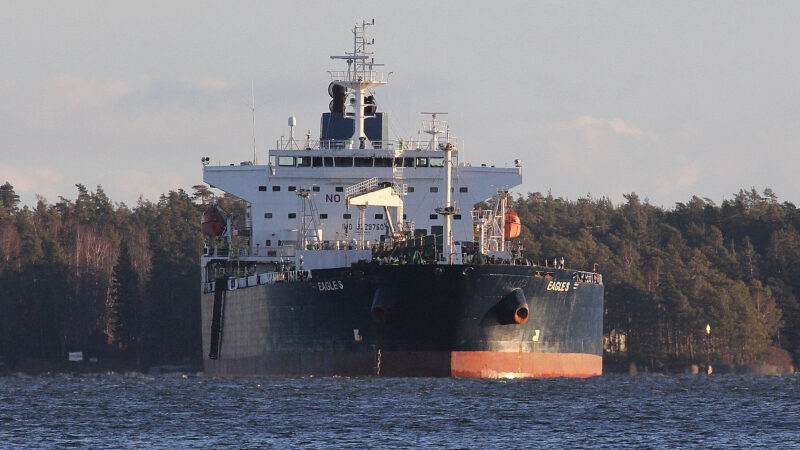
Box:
[205,351,601,378]
[450,352,602,378]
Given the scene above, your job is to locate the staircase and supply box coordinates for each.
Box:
[345,177,379,198]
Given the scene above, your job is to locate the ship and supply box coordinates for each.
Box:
[199,21,603,378]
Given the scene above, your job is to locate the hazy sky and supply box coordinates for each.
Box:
[2,1,799,208]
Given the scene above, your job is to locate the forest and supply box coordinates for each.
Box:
[0,181,797,372]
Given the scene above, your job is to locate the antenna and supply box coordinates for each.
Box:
[421,112,447,150]
[289,117,297,139]
[287,116,298,149]
[251,79,257,164]
[247,81,271,160]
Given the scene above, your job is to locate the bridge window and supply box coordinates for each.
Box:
[334,157,353,167]
[430,157,444,167]
[297,156,311,167]
[416,157,429,167]
[354,157,373,167]
[312,156,323,167]
[395,157,414,167]
[278,156,295,166]
[374,157,393,167]
[324,157,333,167]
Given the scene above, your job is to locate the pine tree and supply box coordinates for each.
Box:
[191,184,214,205]
[108,241,141,358]
[0,182,20,215]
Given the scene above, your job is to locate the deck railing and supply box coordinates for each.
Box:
[203,269,313,293]
[573,270,603,285]
[274,137,457,152]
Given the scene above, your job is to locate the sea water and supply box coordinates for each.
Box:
[1,373,798,448]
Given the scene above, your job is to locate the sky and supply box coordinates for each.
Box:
[2,1,799,208]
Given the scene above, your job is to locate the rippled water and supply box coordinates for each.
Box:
[1,373,798,448]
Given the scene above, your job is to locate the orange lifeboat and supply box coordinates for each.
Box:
[504,210,521,239]
[201,206,227,237]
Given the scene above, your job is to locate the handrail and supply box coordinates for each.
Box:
[272,137,458,152]
[572,271,603,285]
[328,70,389,84]
[345,177,378,198]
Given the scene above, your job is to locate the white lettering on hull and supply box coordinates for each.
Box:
[546,281,571,292]
[317,280,344,291]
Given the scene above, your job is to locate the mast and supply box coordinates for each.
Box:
[428,113,458,264]
[297,188,321,249]
[329,19,387,149]
[444,135,454,262]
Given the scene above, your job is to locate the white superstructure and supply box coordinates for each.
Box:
[201,21,521,278]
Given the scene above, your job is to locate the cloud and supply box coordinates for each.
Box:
[654,162,701,196]
[0,164,63,201]
[113,169,186,202]
[548,115,645,162]
[48,75,132,108]
[570,115,644,136]
[199,78,229,90]
[674,162,700,186]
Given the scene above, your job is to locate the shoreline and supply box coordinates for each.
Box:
[604,360,795,376]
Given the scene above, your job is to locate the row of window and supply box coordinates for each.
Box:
[259,185,469,193]
[258,185,323,192]
[263,212,463,220]
[270,155,456,168]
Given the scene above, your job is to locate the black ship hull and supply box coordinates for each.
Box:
[201,264,603,378]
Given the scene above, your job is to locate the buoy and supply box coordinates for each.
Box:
[504,210,521,239]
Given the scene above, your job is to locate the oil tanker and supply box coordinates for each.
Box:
[200,21,603,378]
